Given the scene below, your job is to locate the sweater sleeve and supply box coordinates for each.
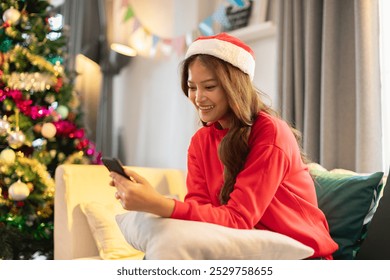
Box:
[171,139,290,229]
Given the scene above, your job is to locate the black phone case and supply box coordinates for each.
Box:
[102,157,130,180]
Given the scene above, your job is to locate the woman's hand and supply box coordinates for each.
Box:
[109,168,175,217]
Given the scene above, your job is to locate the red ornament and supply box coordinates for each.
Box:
[76,138,89,150]
[16,201,25,207]
[54,77,63,92]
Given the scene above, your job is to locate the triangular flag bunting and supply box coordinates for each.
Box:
[198,16,214,36]
[227,0,245,7]
[123,5,135,22]
[212,4,231,29]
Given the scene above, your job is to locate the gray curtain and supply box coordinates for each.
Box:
[62,0,124,156]
[276,0,382,173]
[61,0,104,144]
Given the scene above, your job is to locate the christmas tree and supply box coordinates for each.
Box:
[0,0,101,259]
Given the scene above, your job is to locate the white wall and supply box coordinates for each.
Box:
[113,55,198,169]
[249,34,278,109]
[111,1,277,169]
[112,29,277,170]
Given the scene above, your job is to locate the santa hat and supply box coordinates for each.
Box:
[185,33,255,81]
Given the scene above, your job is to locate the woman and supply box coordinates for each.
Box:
[111,33,338,259]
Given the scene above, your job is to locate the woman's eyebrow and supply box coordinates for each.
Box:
[187,78,216,84]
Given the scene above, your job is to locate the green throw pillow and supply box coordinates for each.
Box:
[310,170,384,260]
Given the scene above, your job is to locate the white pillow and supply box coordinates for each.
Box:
[80,202,145,260]
[116,211,314,260]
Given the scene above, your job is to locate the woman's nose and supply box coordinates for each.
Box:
[195,89,206,102]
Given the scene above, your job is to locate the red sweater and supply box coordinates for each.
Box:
[171,112,338,259]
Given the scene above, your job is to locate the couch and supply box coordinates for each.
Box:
[54,164,388,260]
[54,164,187,260]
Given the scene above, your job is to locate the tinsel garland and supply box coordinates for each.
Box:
[6,45,63,75]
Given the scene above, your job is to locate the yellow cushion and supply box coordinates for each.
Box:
[80,201,144,260]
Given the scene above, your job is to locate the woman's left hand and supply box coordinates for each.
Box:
[110,168,175,217]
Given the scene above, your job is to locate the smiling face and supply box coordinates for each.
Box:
[187,58,231,129]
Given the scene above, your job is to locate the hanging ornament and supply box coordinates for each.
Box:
[68,94,80,110]
[7,130,26,149]
[0,37,13,52]
[8,179,30,201]
[56,105,69,119]
[2,7,21,25]
[48,14,63,31]
[41,122,57,138]
[21,33,33,46]
[0,116,11,136]
[47,55,64,65]
[33,123,42,133]
[27,182,34,192]
[49,0,66,8]
[53,61,64,75]
[50,149,57,159]
[0,149,16,163]
[19,15,32,30]
[67,112,76,122]
[45,94,56,104]
[7,109,25,149]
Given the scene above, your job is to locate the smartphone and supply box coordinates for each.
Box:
[102,157,131,180]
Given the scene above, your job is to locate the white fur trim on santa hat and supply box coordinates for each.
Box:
[185,36,255,81]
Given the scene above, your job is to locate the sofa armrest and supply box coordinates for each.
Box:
[54,165,112,259]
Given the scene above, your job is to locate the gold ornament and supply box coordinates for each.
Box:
[0,149,16,163]
[7,130,25,149]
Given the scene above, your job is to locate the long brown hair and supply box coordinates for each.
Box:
[180,54,306,205]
